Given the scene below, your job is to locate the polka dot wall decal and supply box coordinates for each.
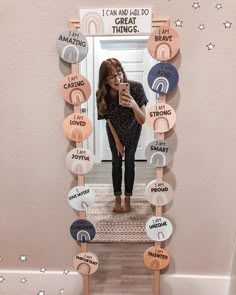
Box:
[37,291,45,295]
[0,257,3,262]
[175,19,183,27]
[19,255,28,262]
[223,21,232,28]
[59,289,64,294]
[215,4,222,10]
[198,24,205,30]
[192,2,200,9]
[206,43,215,50]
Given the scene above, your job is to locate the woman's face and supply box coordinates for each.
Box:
[106,66,123,91]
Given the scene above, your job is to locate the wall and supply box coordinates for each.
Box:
[1,0,236,294]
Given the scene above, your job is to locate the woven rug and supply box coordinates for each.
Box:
[86,183,153,242]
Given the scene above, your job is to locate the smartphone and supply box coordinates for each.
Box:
[119,83,130,105]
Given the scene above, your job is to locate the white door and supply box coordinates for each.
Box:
[80,36,156,162]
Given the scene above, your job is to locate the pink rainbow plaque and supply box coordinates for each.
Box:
[63,113,92,142]
[146,103,176,133]
[61,73,91,106]
[147,26,180,61]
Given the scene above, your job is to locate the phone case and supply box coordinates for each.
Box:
[119,83,130,104]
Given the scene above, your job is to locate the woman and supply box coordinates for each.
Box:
[96,58,148,213]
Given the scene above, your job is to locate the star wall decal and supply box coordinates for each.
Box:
[215,4,222,10]
[21,277,27,284]
[175,19,183,27]
[0,276,5,283]
[63,270,70,275]
[198,24,205,30]
[37,291,45,295]
[19,255,28,262]
[206,43,215,50]
[192,2,200,9]
[223,21,232,28]
[59,289,64,294]
[40,267,47,273]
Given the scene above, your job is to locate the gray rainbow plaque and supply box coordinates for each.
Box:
[145,139,173,168]
[56,29,88,63]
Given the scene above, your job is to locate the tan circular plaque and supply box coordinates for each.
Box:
[65,148,94,175]
[61,73,91,106]
[63,113,92,142]
[146,103,176,133]
[144,246,170,270]
[147,26,180,61]
[73,252,99,275]
[145,180,173,206]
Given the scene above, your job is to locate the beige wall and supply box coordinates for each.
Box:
[1,0,236,284]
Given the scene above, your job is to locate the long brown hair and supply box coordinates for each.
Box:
[96,58,128,116]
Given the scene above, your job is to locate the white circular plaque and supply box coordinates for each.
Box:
[145,216,173,242]
[65,148,94,175]
[145,180,173,206]
[145,139,173,168]
[56,29,88,64]
[68,185,96,211]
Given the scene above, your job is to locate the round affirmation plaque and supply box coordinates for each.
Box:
[144,246,170,270]
[56,29,88,63]
[145,139,173,168]
[65,147,94,175]
[70,219,96,242]
[145,216,173,242]
[68,185,96,211]
[73,252,99,275]
[145,180,173,206]
[63,113,92,142]
[147,63,179,94]
[146,103,176,133]
[61,73,91,106]
[147,26,180,61]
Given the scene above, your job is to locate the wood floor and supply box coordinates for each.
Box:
[84,162,156,294]
[88,242,154,295]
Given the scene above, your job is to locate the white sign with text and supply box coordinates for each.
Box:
[79,7,152,36]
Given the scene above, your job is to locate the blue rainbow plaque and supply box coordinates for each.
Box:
[148,63,179,94]
[70,219,96,242]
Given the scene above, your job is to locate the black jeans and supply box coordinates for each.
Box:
[106,124,140,197]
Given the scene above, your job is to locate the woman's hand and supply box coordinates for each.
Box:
[116,140,124,156]
[119,91,137,110]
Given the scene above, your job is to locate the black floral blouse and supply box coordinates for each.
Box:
[98,81,148,147]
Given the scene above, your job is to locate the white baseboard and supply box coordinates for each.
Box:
[161,274,230,295]
[0,270,230,295]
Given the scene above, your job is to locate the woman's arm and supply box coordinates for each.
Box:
[107,119,124,156]
[120,92,146,125]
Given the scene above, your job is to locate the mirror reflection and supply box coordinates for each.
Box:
[80,36,157,194]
